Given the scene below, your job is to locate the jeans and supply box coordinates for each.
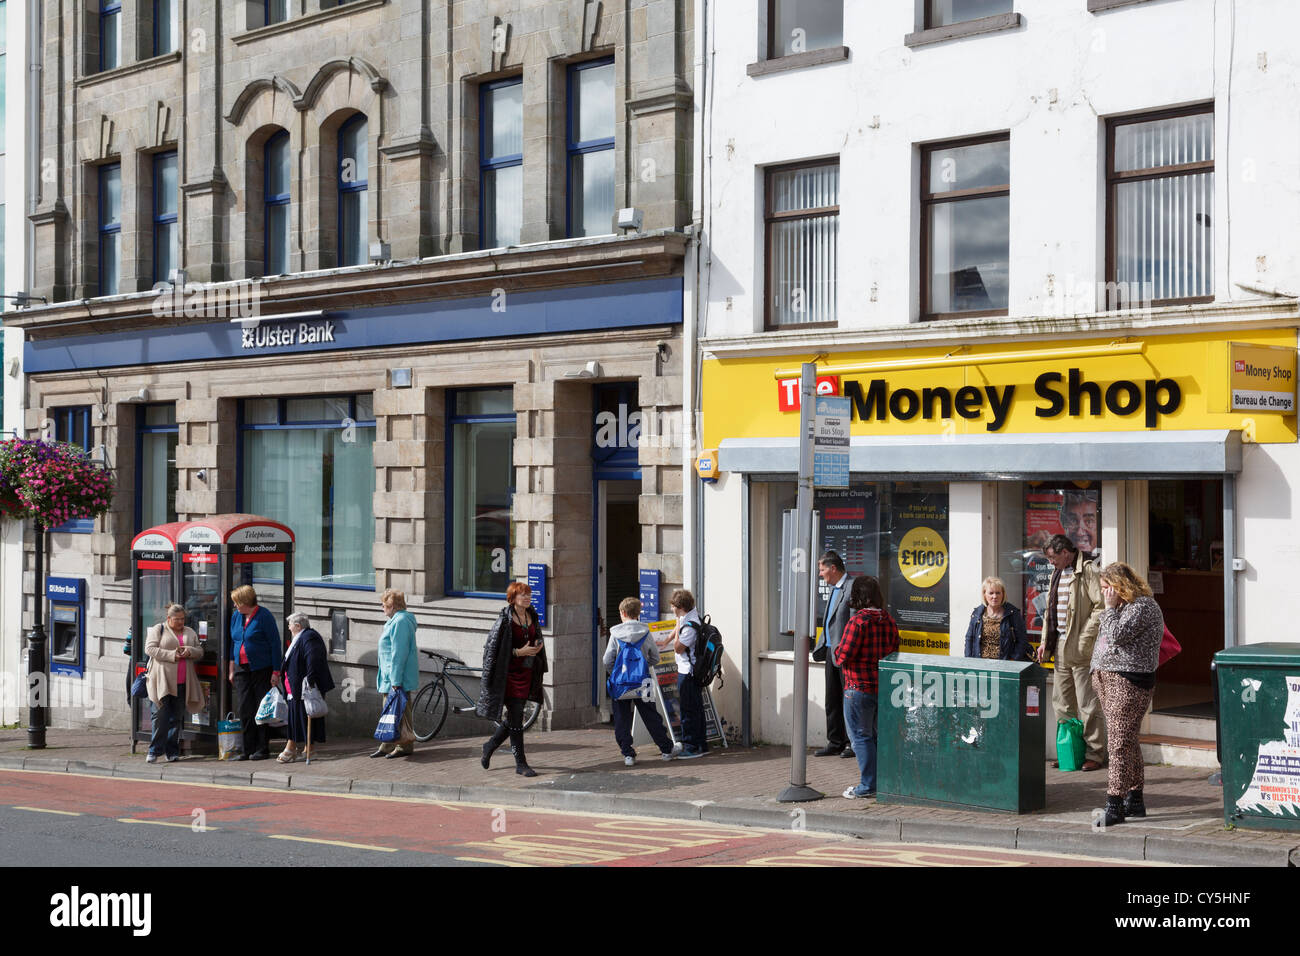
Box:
[612,696,674,757]
[842,689,878,795]
[677,673,708,754]
[149,691,182,758]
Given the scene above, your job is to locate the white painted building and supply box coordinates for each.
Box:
[691,0,1300,758]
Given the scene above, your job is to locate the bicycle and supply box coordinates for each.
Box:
[410,650,541,742]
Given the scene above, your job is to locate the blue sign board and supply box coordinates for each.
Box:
[638,569,661,623]
[813,395,852,489]
[45,577,86,678]
[527,563,548,628]
[46,577,85,603]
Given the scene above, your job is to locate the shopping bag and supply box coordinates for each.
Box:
[1056,718,1086,772]
[1158,625,1182,668]
[255,686,288,727]
[374,688,407,742]
[131,664,150,700]
[218,713,243,759]
[302,678,329,718]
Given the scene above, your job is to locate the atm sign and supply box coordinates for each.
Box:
[777,376,840,411]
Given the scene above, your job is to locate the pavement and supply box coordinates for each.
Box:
[2,725,1296,866]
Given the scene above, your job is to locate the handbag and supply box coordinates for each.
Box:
[374,688,408,742]
[255,686,288,726]
[302,678,329,718]
[217,712,243,759]
[130,663,150,700]
[1158,625,1182,668]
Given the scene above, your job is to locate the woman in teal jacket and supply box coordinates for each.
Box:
[372,588,420,759]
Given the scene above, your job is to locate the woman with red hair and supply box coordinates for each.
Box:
[476,581,547,776]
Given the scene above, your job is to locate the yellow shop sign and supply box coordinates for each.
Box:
[701,330,1298,447]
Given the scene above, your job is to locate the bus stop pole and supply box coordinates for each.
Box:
[779,364,824,802]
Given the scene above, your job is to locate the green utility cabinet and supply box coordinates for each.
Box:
[878,653,1047,813]
[1213,643,1300,832]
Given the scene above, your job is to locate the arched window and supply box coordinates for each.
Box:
[265,131,291,275]
[337,115,368,266]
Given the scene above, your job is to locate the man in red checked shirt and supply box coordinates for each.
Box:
[832,575,900,799]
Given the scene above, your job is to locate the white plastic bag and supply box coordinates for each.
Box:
[255,686,288,726]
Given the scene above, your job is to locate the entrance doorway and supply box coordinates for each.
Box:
[596,480,641,717]
[1148,479,1224,716]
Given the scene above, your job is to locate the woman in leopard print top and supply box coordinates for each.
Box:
[1090,562,1165,826]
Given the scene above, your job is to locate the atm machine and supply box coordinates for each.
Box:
[130,515,295,752]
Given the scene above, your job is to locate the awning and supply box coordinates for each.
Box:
[718,429,1244,478]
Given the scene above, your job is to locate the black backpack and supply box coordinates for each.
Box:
[686,616,725,688]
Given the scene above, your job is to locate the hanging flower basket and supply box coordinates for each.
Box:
[0,438,115,528]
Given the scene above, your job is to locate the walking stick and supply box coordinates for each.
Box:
[305,714,313,765]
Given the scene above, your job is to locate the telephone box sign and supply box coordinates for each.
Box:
[132,533,174,552]
[178,526,222,544]
[228,526,294,546]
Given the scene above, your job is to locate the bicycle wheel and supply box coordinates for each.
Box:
[410,680,449,742]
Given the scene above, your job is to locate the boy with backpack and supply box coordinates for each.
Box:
[604,596,681,766]
[661,589,709,758]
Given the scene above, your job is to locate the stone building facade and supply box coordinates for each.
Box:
[12,0,695,737]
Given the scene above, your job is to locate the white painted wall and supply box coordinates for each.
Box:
[699,0,1300,336]
[700,470,746,738]
[1235,441,1300,647]
[946,482,986,657]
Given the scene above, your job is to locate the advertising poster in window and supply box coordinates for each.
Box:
[1021,485,1100,639]
[891,492,950,655]
[813,487,880,616]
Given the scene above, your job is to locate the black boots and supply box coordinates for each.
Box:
[511,725,537,777]
[1101,794,1126,826]
[1123,788,1146,818]
[481,722,510,769]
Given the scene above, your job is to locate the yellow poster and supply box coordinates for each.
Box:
[1229,342,1296,414]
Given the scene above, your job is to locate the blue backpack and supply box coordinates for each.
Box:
[607,636,651,701]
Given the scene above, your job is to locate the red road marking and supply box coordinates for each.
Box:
[0,771,1152,867]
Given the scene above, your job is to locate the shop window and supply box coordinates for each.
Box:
[153,151,179,284]
[761,480,950,653]
[337,115,368,267]
[996,481,1101,654]
[136,403,178,531]
[448,388,516,597]
[99,163,122,296]
[52,406,94,534]
[921,134,1009,319]
[765,159,839,328]
[154,0,178,55]
[100,0,121,71]
[768,0,843,58]
[1106,105,1213,308]
[265,130,291,275]
[480,77,523,249]
[926,0,1013,28]
[567,58,615,238]
[239,395,376,588]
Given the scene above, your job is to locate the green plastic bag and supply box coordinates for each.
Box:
[1056,718,1086,771]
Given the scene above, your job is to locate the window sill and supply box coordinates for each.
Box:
[233,0,388,45]
[1088,0,1155,11]
[764,321,840,332]
[905,12,1023,49]
[746,46,850,78]
[77,51,182,88]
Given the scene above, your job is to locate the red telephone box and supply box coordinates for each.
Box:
[130,515,295,752]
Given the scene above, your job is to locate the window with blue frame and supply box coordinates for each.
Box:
[154,0,178,55]
[338,115,368,266]
[153,152,178,284]
[239,395,375,588]
[448,388,516,596]
[265,130,291,275]
[53,407,94,533]
[567,59,615,238]
[137,404,178,532]
[99,163,122,295]
[265,0,289,26]
[480,78,523,249]
[100,0,121,71]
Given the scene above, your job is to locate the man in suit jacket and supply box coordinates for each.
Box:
[814,551,855,758]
